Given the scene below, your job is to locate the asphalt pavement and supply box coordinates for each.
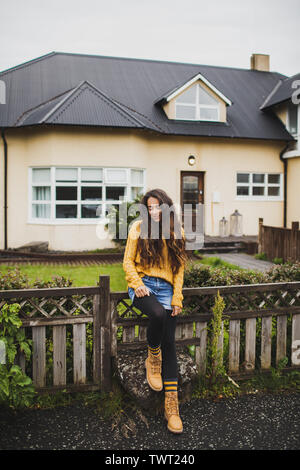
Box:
[0,392,299,451]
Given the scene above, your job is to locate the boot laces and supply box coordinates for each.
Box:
[166,393,179,416]
[149,353,161,375]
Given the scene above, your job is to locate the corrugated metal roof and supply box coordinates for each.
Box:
[260,72,300,110]
[0,51,295,141]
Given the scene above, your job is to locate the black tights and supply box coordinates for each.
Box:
[132,293,177,381]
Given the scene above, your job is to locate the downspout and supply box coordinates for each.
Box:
[279,141,292,228]
[1,128,7,250]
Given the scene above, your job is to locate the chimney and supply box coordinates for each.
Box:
[250,53,270,72]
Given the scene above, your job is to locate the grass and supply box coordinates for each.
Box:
[0,262,127,291]
[0,256,243,291]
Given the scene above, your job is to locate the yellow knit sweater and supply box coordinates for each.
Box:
[122,219,185,308]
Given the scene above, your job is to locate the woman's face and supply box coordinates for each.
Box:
[147,196,161,222]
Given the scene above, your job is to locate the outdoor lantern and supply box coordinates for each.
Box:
[219,216,229,237]
[230,209,243,236]
[188,155,196,166]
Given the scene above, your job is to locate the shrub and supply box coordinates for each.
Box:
[0,303,35,409]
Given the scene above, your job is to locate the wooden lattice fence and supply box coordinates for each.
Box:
[1,276,300,393]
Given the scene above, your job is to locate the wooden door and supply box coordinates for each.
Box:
[180,171,204,232]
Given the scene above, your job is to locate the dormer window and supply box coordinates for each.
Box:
[175,83,220,121]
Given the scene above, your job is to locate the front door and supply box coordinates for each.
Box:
[180,171,204,232]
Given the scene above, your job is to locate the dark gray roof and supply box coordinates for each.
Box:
[260,73,300,110]
[0,51,295,141]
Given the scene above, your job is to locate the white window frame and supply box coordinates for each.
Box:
[28,166,146,224]
[235,171,283,201]
[175,83,220,122]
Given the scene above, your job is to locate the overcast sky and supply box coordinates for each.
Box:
[0,0,299,77]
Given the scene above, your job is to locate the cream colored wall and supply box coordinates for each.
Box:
[163,80,227,122]
[287,156,300,227]
[0,126,286,250]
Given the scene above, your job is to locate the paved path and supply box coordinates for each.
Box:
[204,252,274,272]
[0,393,299,450]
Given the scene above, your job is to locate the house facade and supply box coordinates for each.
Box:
[0,52,299,251]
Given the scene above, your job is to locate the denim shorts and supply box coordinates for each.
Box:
[128,275,174,310]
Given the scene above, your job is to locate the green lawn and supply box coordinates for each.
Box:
[0,256,243,291]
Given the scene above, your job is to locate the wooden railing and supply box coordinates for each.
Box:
[258,218,300,262]
[1,276,300,393]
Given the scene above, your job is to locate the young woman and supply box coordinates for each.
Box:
[122,188,188,434]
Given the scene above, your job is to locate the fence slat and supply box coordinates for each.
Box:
[182,322,194,340]
[73,323,86,384]
[292,314,300,366]
[245,318,256,370]
[138,325,147,342]
[276,315,287,365]
[53,325,66,386]
[32,326,46,387]
[229,320,240,373]
[195,321,207,375]
[261,316,272,369]
[123,325,135,343]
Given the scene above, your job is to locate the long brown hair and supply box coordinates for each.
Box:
[136,188,188,275]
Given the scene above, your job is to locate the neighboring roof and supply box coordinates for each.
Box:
[260,73,300,110]
[155,72,232,106]
[0,51,295,141]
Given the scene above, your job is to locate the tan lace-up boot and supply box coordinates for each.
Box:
[145,347,163,392]
[164,391,183,434]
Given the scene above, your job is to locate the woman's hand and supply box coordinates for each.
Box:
[135,285,151,297]
[171,306,182,316]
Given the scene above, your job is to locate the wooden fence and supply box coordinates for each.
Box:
[258,218,300,262]
[1,275,300,393]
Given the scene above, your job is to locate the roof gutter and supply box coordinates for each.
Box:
[1,128,8,249]
[279,141,293,228]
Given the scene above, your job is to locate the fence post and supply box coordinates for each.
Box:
[258,217,263,254]
[291,221,299,263]
[93,275,112,391]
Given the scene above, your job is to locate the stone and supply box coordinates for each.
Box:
[112,347,199,414]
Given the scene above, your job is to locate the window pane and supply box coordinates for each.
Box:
[182,176,198,205]
[198,86,218,105]
[33,186,51,201]
[106,186,126,201]
[81,186,102,200]
[175,105,196,120]
[199,107,218,120]
[253,186,264,196]
[268,174,280,184]
[106,169,127,183]
[32,204,50,218]
[131,169,144,186]
[56,187,77,200]
[81,204,102,218]
[81,168,103,182]
[237,186,249,196]
[237,173,249,183]
[176,86,196,104]
[56,168,77,182]
[32,168,51,183]
[253,174,265,183]
[131,187,143,200]
[56,205,77,218]
[268,187,280,196]
[105,203,119,216]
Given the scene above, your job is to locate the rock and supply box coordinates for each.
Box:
[15,241,49,253]
[112,347,199,414]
